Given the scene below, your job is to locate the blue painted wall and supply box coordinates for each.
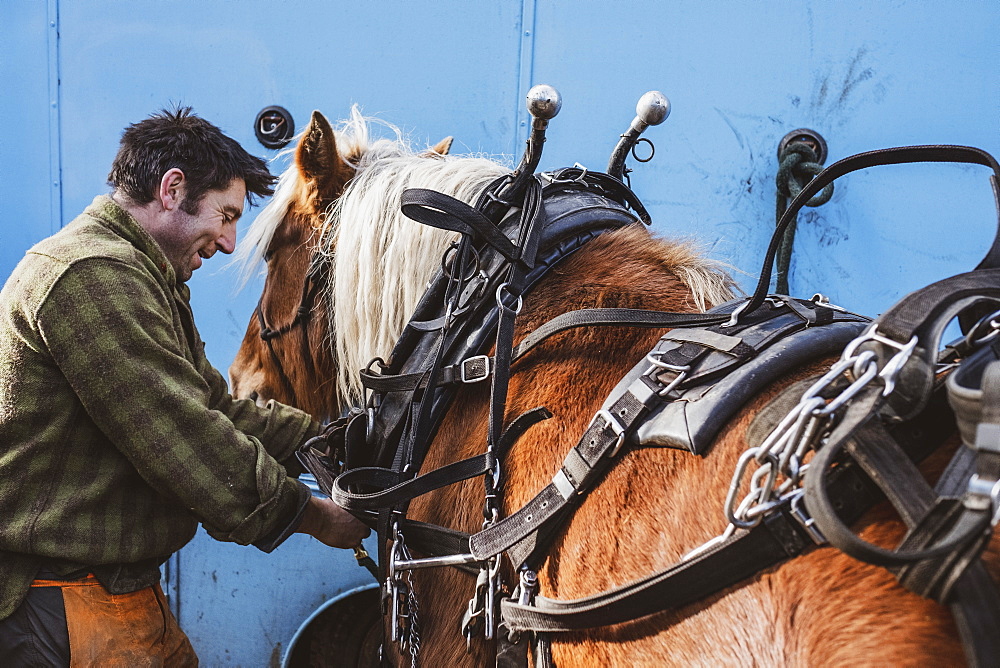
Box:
[4,1,998,664]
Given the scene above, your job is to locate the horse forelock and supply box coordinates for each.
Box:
[321,152,510,404]
[231,165,301,289]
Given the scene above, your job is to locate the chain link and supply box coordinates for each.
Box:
[694,324,919,550]
[406,566,421,667]
[388,524,421,665]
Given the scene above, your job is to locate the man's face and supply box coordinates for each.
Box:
[156,179,246,282]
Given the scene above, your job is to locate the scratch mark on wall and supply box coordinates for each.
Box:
[714,108,746,150]
[839,47,875,105]
[810,46,886,125]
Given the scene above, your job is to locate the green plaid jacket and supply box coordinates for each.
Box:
[0,196,320,619]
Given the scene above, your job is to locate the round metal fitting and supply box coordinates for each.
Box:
[254,106,295,149]
[636,91,671,126]
[778,128,828,164]
[525,84,562,120]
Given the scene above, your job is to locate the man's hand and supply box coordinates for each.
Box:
[297,496,371,548]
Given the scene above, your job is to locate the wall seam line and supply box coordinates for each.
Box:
[46,0,63,231]
[515,0,538,152]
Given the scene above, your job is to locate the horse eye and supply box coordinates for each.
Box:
[263,250,274,262]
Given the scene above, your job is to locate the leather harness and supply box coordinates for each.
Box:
[299,146,1000,666]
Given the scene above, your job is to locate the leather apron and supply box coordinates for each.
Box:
[27,575,198,667]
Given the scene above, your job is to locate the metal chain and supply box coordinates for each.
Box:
[685,321,925,560]
[406,567,421,667]
[463,509,502,648]
[729,325,917,524]
[701,307,1000,565]
[388,524,421,664]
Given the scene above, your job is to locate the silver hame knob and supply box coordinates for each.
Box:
[636,91,670,127]
[607,90,671,181]
[526,84,562,120]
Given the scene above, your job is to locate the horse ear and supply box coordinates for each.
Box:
[297,110,352,196]
[425,136,454,157]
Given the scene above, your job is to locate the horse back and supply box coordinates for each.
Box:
[406,224,988,666]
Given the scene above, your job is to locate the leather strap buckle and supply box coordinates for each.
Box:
[461,355,492,383]
[966,474,1000,526]
[590,409,626,457]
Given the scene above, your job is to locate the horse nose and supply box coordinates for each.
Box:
[229,366,268,407]
[236,387,268,409]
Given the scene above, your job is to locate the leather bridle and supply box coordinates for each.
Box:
[254,255,326,408]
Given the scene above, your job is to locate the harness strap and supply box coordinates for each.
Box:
[401,188,524,266]
[802,273,1000,565]
[803,389,1000,667]
[499,509,805,632]
[746,146,1000,320]
[510,308,730,361]
[790,273,1000,667]
[253,257,327,408]
[948,567,1000,668]
[543,167,652,225]
[806,391,984,565]
[469,298,867,562]
[332,408,551,512]
[360,356,493,393]
[496,390,954,633]
[470,377,657,561]
[358,303,739,395]
[260,325,300,407]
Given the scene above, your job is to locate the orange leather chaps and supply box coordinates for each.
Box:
[6,575,199,667]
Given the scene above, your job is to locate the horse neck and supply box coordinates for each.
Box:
[422,223,736,488]
[405,226,738,665]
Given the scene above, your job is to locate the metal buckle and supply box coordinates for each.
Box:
[810,293,847,312]
[589,409,626,457]
[460,355,491,383]
[645,351,690,396]
[967,473,1000,526]
[788,489,827,544]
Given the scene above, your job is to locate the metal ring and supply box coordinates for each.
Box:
[441,242,481,282]
[725,449,765,529]
[963,306,1000,349]
[495,282,523,313]
[631,137,655,163]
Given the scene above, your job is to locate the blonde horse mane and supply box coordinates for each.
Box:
[237,109,737,406]
[321,150,509,404]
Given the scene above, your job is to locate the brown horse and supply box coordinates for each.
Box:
[230,109,997,666]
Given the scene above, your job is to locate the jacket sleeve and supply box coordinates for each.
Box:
[37,256,308,547]
[194,343,322,466]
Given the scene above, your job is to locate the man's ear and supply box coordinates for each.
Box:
[158,168,186,211]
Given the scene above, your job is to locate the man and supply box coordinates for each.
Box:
[0,107,369,665]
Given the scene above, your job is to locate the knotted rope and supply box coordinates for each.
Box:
[775,142,834,294]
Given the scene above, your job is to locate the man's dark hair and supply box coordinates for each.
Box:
[108,106,275,214]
